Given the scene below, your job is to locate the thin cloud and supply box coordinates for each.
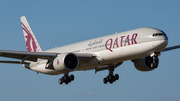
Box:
[79,92,96,96]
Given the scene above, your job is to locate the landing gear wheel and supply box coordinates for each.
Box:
[109,80,113,84]
[108,74,113,81]
[106,76,109,81]
[64,75,68,81]
[70,75,74,81]
[59,73,75,85]
[103,66,119,84]
[59,78,63,84]
[114,74,119,80]
[103,78,108,84]
[65,81,69,85]
[62,77,64,81]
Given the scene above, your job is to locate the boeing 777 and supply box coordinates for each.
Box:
[0,16,179,85]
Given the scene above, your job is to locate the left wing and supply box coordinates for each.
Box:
[0,50,96,64]
[0,50,58,63]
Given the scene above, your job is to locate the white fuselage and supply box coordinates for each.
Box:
[28,27,168,75]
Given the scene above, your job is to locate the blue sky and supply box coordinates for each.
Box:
[0,0,180,101]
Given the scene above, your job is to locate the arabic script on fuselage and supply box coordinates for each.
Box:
[88,39,103,46]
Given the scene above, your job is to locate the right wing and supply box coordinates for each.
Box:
[162,45,180,52]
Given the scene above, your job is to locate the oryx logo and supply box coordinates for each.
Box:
[21,22,37,52]
[57,59,60,65]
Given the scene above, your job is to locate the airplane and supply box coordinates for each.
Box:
[0,16,180,85]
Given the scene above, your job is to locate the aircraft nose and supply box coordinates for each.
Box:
[160,30,168,41]
[160,30,168,50]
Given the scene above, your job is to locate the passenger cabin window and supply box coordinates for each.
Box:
[152,33,163,37]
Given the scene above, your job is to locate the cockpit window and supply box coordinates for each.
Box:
[152,33,163,37]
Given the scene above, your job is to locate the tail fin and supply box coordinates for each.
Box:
[20,16,42,52]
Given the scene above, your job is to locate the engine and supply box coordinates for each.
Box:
[53,53,79,71]
[132,56,159,71]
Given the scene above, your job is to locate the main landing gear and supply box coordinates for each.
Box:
[103,66,119,84]
[59,73,74,85]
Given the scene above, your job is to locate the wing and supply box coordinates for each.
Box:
[0,50,57,64]
[162,45,180,52]
[0,50,96,64]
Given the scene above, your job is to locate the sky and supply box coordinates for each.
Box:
[0,0,180,101]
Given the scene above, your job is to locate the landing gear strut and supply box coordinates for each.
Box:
[103,66,119,84]
[149,52,159,68]
[59,73,74,85]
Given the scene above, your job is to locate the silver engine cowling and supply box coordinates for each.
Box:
[132,56,159,71]
[53,53,79,71]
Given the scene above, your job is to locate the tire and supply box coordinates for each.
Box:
[65,81,69,85]
[109,74,114,81]
[114,74,119,80]
[64,75,68,81]
[108,74,113,80]
[103,78,107,84]
[109,80,113,84]
[106,76,109,81]
[62,77,65,82]
[59,79,63,84]
[70,75,74,81]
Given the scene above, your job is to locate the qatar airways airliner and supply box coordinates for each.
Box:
[0,16,179,85]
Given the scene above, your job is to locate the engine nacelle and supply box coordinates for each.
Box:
[53,53,79,71]
[132,56,159,71]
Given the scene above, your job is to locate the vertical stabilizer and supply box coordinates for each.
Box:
[20,16,42,52]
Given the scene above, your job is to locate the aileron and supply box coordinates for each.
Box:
[0,50,58,62]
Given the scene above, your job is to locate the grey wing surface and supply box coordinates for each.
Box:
[162,45,180,52]
[0,50,96,64]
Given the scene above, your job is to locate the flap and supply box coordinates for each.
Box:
[74,53,96,64]
[0,50,58,62]
[0,61,29,64]
[0,50,96,65]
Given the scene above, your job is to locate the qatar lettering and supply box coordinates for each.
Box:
[105,33,138,52]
